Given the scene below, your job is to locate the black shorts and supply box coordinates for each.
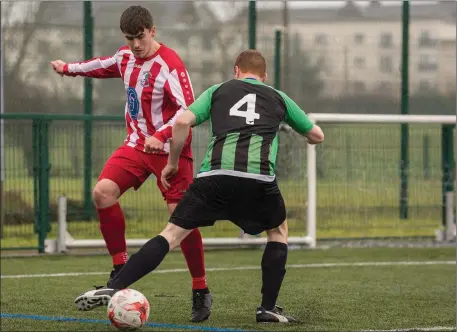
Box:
[169,175,286,235]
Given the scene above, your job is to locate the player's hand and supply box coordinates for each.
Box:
[144,136,164,154]
[50,60,66,76]
[161,164,179,190]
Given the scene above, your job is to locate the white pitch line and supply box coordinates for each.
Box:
[358,327,456,332]
[1,260,454,279]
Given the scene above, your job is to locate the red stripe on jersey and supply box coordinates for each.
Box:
[161,80,179,127]
[121,54,133,143]
[141,62,162,136]
[120,53,130,77]
[124,111,134,145]
[128,62,146,146]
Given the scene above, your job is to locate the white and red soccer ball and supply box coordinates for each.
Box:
[107,289,150,330]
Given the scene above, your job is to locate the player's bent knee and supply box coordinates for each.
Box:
[92,179,121,208]
[266,220,288,244]
[160,223,193,250]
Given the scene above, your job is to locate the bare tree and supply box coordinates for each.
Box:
[2,2,55,174]
[3,2,52,80]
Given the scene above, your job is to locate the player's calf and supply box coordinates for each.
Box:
[260,223,289,321]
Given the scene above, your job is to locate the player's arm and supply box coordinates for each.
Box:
[167,86,214,167]
[168,111,197,166]
[50,48,125,79]
[152,66,194,143]
[279,91,324,144]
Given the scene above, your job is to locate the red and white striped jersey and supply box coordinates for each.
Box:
[63,44,194,159]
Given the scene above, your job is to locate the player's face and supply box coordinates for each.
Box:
[124,27,155,58]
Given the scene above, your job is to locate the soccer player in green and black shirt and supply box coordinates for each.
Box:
[75,50,324,323]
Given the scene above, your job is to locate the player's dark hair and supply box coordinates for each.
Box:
[234,50,266,77]
[120,5,153,35]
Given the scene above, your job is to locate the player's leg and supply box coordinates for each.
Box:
[168,202,208,291]
[107,223,193,290]
[94,146,149,284]
[75,222,193,311]
[75,177,224,316]
[149,155,211,322]
[256,189,297,323]
[229,178,297,323]
[256,220,297,323]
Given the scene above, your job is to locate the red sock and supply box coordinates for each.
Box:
[97,203,129,266]
[180,228,208,290]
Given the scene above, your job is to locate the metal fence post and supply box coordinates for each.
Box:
[248,1,256,49]
[83,1,94,220]
[38,120,51,253]
[399,0,410,220]
[442,124,454,227]
[274,29,281,90]
[32,120,40,244]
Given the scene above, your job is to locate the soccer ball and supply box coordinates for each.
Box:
[107,289,150,330]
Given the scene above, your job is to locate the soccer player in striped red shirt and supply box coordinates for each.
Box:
[50,5,212,322]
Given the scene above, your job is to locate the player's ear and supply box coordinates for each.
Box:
[262,72,268,82]
[234,66,240,79]
[150,26,156,38]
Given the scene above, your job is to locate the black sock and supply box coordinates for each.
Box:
[260,241,288,311]
[108,235,169,289]
[193,288,210,295]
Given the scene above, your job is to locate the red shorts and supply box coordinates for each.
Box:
[98,145,193,204]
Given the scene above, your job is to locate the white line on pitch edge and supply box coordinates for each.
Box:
[357,327,456,332]
[1,260,455,279]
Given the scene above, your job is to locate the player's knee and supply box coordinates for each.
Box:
[92,179,120,208]
[160,223,192,250]
[266,220,288,244]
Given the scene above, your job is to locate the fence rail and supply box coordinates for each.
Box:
[1,113,455,252]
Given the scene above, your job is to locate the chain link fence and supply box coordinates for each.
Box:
[1,1,455,248]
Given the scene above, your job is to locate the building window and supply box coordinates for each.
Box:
[378,81,393,94]
[418,80,434,92]
[202,35,213,51]
[316,56,326,68]
[177,34,189,48]
[189,36,199,50]
[354,33,364,45]
[379,56,393,73]
[418,30,436,48]
[418,54,438,72]
[315,33,327,45]
[353,81,366,93]
[316,55,331,74]
[379,32,393,48]
[353,57,366,69]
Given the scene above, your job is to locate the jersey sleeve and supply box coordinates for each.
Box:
[63,47,127,78]
[189,84,221,126]
[153,64,195,142]
[278,91,314,135]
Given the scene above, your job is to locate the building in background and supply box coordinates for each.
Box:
[234,0,456,98]
[2,1,455,112]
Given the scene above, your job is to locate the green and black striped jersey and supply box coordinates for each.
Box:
[189,78,314,182]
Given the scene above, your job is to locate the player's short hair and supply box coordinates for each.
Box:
[120,5,153,35]
[234,50,266,77]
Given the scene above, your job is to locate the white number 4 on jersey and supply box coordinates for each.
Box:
[229,94,260,125]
